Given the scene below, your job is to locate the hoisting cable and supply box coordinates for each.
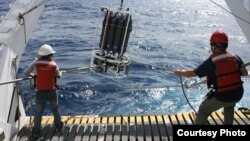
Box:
[19,0,48,17]
[209,0,250,25]
[17,0,48,44]
[119,0,124,10]
[117,0,132,61]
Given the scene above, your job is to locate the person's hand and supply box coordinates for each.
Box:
[56,71,63,78]
[59,71,63,77]
[240,65,248,76]
[174,69,182,76]
[29,73,35,77]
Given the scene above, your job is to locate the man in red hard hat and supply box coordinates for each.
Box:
[174,30,248,125]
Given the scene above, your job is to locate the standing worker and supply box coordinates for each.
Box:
[25,44,63,140]
[174,30,248,125]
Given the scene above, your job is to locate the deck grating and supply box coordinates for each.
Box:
[16,109,250,141]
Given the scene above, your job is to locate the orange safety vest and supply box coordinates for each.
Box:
[35,58,57,90]
[211,51,242,93]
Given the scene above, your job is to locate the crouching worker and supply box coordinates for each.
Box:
[24,44,63,140]
[174,31,248,125]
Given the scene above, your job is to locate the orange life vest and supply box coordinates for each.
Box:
[35,58,57,90]
[211,51,242,93]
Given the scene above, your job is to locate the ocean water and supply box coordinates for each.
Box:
[1,0,250,116]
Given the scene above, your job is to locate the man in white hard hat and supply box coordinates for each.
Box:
[24,44,63,140]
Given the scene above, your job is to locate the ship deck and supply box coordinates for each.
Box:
[16,108,250,141]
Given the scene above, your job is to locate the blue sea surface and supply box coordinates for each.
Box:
[1,0,250,116]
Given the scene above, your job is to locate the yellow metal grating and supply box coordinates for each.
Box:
[16,109,250,141]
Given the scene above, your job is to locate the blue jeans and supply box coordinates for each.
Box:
[33,90,62,135]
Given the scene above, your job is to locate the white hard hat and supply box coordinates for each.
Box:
[38,44,56,56]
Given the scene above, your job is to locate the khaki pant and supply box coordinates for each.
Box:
[195,96,239,125]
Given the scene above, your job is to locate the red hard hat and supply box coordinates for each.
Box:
[210,31,228,43]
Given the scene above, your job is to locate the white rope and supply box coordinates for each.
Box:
[209,0,250,24]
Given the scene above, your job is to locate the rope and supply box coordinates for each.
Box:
[209,0,250,25]
[19,0,48,17]
[179,76,197,114]
[186,80,206,89]
[120,0,124,10]
[17,0,48,44]
[3,60,250,88]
